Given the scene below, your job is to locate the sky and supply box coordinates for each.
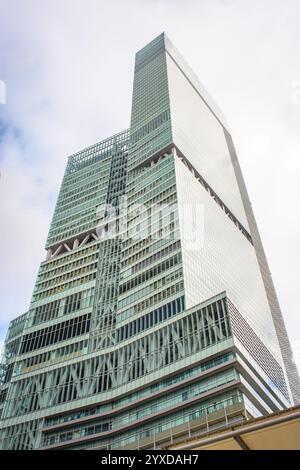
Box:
[0,0,300,371]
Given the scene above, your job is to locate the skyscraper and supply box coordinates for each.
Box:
[0,33,299,450]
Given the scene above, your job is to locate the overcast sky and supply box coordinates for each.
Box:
[0,0,299,371]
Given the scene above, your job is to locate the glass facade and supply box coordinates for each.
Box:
[0,32,298,450]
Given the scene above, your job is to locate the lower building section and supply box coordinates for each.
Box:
[167,404,300,450]
[0,292,291,450]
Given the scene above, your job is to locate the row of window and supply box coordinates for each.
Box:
[123,214,179,251]
[56,177,109,211]
[127,164,173,204]
[32,300,60,326]
[117,296,185,341]
[121,232,175,263]
[119,252,182,295]
[66,141,128,176]
[118,267,183,309]
[228,300,289,400]
[128,127,172,170]
[120,279,184,320]
[121,242,151,269]
[128,201,177,230]
[43,243,99,270]
[42,368,236,446]
[38,253,99,281]
[20,313,91,354]
[64,292,82,315]
[131,240,181,274]
[49,199,108,238]
[108,393,242,451]
[35,262,98,292]
[6,298,231,418]
[43,352,235,428]
[122,235,154,259]
[58,175,107,202]
[54,190,106,220]
[64,152,112,181]
[130,109,170,144]
[15,340,89,376]
[6,313,27,341]
[127,224,178,251]
[2,337,21,360]
[48,219,100,245]
[127,154,172,201]
[43,421,111,446]
[127,185,177,228]
[128,176,176,210]
[54,189,107,222]
[33,272,97,301]
[49,209,99,238]
[50,205,100,232]
[115,369,237,430]
[29,288,95,328]
[67,152,112,175]
[131,80,169,129]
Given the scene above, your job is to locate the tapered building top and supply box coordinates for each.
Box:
[130,32,300,404]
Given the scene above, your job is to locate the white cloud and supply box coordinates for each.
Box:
[0,0,300,378]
